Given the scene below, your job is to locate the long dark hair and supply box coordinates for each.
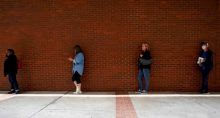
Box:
[74,45,83,54]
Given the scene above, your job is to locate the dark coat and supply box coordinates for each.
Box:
[199,50,213,72]
[4,54,18,76]
[138,50,152,69]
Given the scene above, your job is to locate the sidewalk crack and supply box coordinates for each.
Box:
[28,91,69,118]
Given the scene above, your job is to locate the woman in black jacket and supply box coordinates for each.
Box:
[4,49,19,94]
[137,43,152,94]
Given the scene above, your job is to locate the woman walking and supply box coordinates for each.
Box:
[68,45,85,94]
[137,43,152,94]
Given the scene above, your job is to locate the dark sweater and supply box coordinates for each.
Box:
[4,54,18,76]
[199,50,213,71]
[138,50,152,69]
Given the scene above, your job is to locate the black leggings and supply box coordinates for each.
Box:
[72,71,81,84]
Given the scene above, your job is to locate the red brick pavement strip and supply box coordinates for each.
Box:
[116,92,137,118]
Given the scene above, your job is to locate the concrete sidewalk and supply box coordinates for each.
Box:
[0,91,220,118]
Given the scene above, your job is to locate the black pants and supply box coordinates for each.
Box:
[201,70,210,93]
[72,71,81,84]
[8,73,19,91]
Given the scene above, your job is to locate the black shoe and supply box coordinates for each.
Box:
[200,90,208,94]
[8,91,15,94]
[15,90,20,94]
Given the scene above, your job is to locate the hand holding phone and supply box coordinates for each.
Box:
[140,54,143,57]
[68,58,73,62]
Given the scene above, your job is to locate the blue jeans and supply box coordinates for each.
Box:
[8,73,19,91]
[137,69,150,91]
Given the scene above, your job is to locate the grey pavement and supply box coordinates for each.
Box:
[0,91,219,118]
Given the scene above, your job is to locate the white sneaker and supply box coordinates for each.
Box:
[73,91,78,94]
[73,87,79,94]
[73,90,82,94]
[78,91,82,94]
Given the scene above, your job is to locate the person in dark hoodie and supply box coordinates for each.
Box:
[4,49,19,94]
[197,42,213,94]
[137,43,152,94]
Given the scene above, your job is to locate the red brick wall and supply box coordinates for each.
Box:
[0,0,219,91]
[216,0,220,91]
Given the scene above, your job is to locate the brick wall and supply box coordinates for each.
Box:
[0,0,219,91]
[216,0,220,91]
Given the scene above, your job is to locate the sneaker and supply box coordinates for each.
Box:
[78,91,82,94]
[137,90,142,94]
[200,90,209,94]
[201,91,210,94]
[8,90,15,94]
[142,90,148,94]
[73,91,82,94]
[15,90,20,94]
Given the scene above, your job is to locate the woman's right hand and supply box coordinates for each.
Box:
[140,54,143,57]
[68,58,73,62]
